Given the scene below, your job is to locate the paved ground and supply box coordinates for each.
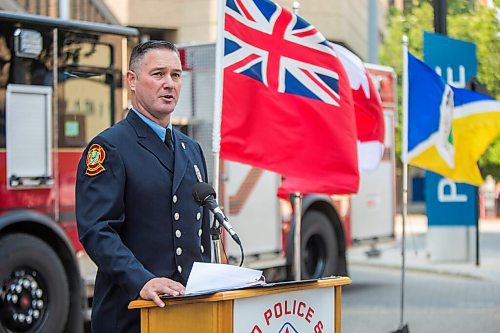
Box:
[344,215,500,332]
[347,214,500,283]
[343,265,500,333]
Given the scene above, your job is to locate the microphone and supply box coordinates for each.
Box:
[192,182,241,245]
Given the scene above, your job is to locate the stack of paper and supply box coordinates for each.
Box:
[184,262,265,296]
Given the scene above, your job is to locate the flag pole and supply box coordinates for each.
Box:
[392,34,410,333]
[291,0,303,282]
[211,0,226,264]
[292,192,303,280]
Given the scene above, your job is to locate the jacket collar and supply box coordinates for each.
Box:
[126,110,189,190]
[126,110,173,172]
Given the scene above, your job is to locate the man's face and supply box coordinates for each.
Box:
[128,49,182,125]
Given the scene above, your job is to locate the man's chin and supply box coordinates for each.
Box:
[156,105,176,115]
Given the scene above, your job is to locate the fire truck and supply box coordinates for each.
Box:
[0,11,137,333]
[0,11,396,331]
[174,43,397,280]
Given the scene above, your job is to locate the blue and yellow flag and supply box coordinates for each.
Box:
[404,52,500,185]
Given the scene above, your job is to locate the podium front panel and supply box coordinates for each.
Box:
[233,286,334,332]
[142,301,232,333]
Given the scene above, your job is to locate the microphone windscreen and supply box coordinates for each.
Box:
[192,182,216,203]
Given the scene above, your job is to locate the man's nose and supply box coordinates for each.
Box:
[161,74,175,88]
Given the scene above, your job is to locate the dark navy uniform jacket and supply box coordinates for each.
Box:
[76,110,211,333]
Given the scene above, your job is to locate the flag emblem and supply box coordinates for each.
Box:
[224,0,341,106]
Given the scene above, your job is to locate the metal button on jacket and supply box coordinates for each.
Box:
[200,245,204,253]
[198,229,202,237]
[173,195,178,203]
[175,230,181,238]
[177,265,182,273]
[176,247,182,256]
[174,213,180,221]
[196,212,201,220]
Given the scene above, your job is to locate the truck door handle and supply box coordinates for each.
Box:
[9,175,54,187]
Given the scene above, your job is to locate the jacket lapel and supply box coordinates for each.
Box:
[172,130,189,194]
[126,111,174,173]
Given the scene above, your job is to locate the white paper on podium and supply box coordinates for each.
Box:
[185,262,265,296]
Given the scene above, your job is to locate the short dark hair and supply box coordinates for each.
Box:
[129,40,179,72]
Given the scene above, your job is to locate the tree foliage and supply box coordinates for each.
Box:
[380,1,500,180]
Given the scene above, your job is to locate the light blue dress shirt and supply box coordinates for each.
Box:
[131,108,174,144]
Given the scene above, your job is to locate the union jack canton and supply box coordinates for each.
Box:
[224,0,342,107]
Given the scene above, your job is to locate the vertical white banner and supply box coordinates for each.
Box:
[212,0,225,154]
[233,287,334,332]
[212,0,226,197]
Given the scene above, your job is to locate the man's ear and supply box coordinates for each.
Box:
[126,70,136,92]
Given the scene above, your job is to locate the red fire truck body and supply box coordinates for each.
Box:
[0,11,137,332]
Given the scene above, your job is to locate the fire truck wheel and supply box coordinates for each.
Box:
[0,233,70,333]
[301,210,339,279]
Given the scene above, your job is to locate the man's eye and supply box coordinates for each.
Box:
[152,72,163,77]
[172,73,181,78]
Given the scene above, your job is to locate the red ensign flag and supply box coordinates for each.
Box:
[331,43,385,173]
[278,43,386,196]
[218,0,359,194]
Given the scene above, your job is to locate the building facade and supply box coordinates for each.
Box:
[1,0,388,60]
[103,0,387,61]
[0,0,118,23]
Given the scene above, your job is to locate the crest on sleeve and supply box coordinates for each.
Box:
[85,144,106,176]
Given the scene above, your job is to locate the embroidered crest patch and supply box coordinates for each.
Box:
[85,144,106,176]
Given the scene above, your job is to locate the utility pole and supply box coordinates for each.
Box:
[433,0,447,35]
[368,0,379,63]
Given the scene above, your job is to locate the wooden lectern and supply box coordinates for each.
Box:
[129,276,351,333]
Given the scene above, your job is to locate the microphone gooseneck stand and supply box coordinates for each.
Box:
[211,221,244,267]
[211,221,223,264]
[193,182,244,266]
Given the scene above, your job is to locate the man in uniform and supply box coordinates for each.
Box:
[76,40,211,333]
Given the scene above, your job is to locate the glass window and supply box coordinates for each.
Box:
[0,27,118,149]
[62,40,112,68]
[59,74,112,147]
[58,37,115,147]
